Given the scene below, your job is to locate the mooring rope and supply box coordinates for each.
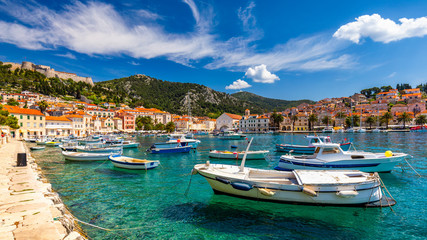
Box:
[184,169,194,196]
[377,175,396,214]
[404,156,421,177]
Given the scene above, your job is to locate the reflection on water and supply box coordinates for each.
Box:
[30,133,426,239]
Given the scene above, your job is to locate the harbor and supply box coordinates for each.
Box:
[17,132,426,239]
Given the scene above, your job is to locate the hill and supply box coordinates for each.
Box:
[231,91,315,112]
[95,75,264,117]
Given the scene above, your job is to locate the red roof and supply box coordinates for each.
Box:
[3,106,44,116]
[224,113,242,120]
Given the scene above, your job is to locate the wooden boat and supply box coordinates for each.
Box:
[151,145,191,154]
[45,141,61,147]
[30,146,45,150]
[62,151,112,161]
[276,135,352,154]
[193,138,394,207]
[109,155,159,170]
[276,143,408,172]
[208,150,269,160]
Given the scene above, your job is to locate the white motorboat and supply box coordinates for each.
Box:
[30,146,45,150]
[322,127,335,133]
[193,138,394,206]
[276,143,408,172]
[62,151,113,161]
[356,128,367,133]
[371,128,382,133]
[208,150,269,160]
[109,155,159,170]
[345,128,355,133]
[276,135,352,154]
[109,141,139,148]
[218,131,246,140]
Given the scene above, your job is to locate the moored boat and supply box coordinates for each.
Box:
[109,141,139,148]
[208,150,269,160]
[276,143,408,172]
[218,131,246,140]
[30,146,45,150]
[109,155,159,170]
[276,135,352,154]
[62,151,113,161]
[151,145,192,154]
[45,141,61,147]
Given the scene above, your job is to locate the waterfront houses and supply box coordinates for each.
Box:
[239,109,270,132]
[216,113,242,131]
[3,106,45,138]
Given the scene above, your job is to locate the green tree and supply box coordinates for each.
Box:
[397,112,412,129]
[321,116,331,128]
[0,105,19,129]
[37,100,49,113]
[165,122,175,133]
[6,98,19,106]
[135,116,154,130]
[365,116,376,129]
[415,115,427,125]
[290,115,298,132]
[270,112,284,131]
[308,114,318,131]
[154,123,165,130]
[380,112,393,129]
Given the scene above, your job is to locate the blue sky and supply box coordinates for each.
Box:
[1,0,427,101]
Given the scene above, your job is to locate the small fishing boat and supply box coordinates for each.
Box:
[276,135,352,154]
[62,151,113,161]
[276,143,408,172]
[45,141,61,147]
[208,150,269,160]
[151,145,192,154]
[193,138,394,207]
[410,126,427,132]
[322,127,335,133]
[109,155,159,170]
[30,146,45,150]
[218,131,246,140]
[59,141,79,151]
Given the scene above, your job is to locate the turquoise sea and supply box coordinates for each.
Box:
[29,133,426,239]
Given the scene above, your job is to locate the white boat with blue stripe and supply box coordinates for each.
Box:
[276,143,408,173]
[109,155,159,170]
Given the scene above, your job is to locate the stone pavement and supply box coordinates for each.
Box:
[0,140,85,240]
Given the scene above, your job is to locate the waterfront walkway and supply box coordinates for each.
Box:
[0,140,84,240]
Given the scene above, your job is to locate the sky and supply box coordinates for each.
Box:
[1,0,427,101]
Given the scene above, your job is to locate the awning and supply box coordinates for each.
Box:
[1,129,9,133]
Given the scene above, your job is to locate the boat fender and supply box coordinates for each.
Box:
[336,190,359,198]
[302,186,317,197]
[385,150,393,157]
[231,182,253,191]
[258,188,275,196]
[191,168,198,175]
[215,177,230,184]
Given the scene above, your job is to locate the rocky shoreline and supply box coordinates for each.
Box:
[0,139,87,240]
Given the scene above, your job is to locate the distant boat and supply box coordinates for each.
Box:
[45,141,61,147]
[276,143,408,172]
[109,141,140,148]
[153,134,200,149]
[371,128,382,133]
[30,146,45,150]
[410,126,427,132]
[109,155,159,170]
[151,145,192,154]
[276,135,352,154]
[322,127,335,133]
[208,150,269,160]
[218,131,246,140]
[346,128,355,133]
[62,151,113,161]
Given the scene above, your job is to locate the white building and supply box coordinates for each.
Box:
[216,113,242,131]
[45,116,73,136]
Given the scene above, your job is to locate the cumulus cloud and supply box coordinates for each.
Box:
[245,64,279,83]
[0,0,354,72]
[333,14,427,44]
[225,79,252,90]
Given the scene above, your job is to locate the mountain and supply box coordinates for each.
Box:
[231,91,315,112]
[95,75,264,117]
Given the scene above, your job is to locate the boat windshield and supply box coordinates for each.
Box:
[324,138,332,143]
[322,147,340,154]
[310,138,320,144]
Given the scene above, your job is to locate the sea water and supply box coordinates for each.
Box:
[29,133,426,239]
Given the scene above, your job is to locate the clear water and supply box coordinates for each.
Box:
[29,133,426,239]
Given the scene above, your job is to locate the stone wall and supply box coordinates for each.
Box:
[3,61,94,86]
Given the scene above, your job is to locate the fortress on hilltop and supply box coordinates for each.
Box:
[4,61,94,86]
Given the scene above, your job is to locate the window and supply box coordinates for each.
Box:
[27,123,30,127]
[40,123,43,127]
[27,116,30,120]
[20,115,23,119]
[20,122,23,127]
[34,116,36,120]
[40,117,42,120]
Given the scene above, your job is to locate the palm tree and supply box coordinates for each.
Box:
[365,116,376,129]
[290,115,298,132]
[321,116,331,128]
[380,112,393,129]
[270,112,284,131]
[308,114,318,131]
[397,112,412,129]
[37,100,49,113]
[415,115,427,125]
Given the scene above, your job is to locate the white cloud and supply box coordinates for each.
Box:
[245,64,279,83]
[55,52,76,59]
[385,72,396,79]
[0,1,354,72]
[333,14,427,44]
[225,79,251,90]
[129,61,140,66]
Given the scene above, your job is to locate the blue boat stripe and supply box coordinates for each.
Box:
[278,159,380,168]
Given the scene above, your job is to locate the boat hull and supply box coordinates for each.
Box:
[109,156,159,170]
[109,143,139,148]
[195,164,383,206]
[154,141,199,149]
[151,146,191,154]
[62,151,111,161]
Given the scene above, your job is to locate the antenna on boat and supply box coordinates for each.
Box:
[239,137,253,172]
